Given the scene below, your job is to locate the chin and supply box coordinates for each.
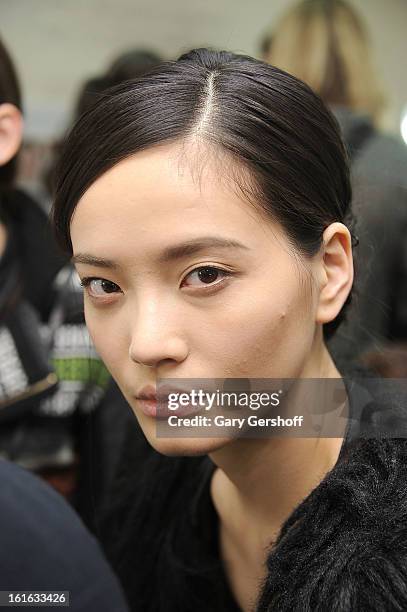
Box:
[144,434,232,457]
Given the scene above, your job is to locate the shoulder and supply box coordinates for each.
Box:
[0,459,128,610]
[332,105,407,192]
[0,457,83,533]
[257,437,407,611]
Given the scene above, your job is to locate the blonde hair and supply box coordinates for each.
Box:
[264,0,386,124]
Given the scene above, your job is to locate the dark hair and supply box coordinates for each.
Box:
[0,37,22,192]
[52,47,356,338]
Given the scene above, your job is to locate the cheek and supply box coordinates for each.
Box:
[195,274,315,377]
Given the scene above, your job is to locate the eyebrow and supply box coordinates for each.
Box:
[71,236,250,269]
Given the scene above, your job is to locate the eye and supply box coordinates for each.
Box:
[181,266,232,289]
[80,277,122,298]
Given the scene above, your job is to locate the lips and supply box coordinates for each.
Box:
[135,384,203,419]
[136,396,203,419]
[136,383,189,400]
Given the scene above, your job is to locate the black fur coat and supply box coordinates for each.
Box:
[101,375,407,611]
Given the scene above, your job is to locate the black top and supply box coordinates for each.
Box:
[101,371,407,611]
[103,432,243,611]
[101,370,407,612]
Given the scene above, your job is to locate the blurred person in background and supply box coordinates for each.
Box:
[74,48,163,117]
[0,458,129,611]
[0,35,113,527]
[262,0,407,370]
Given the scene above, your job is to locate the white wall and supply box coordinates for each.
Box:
[1,0,406,139]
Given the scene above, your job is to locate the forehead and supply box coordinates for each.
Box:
[70,142,281,261]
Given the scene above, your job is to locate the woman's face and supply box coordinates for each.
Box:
[70,142,324,455]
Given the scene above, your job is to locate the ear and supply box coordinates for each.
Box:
[315,222,354,326]
[0,103,23,166]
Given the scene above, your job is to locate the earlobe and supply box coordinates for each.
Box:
[315,222,354,326]
[0,103,23,166]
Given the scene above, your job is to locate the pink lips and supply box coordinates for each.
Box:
[135,383,202,419]
[135,397,163,418]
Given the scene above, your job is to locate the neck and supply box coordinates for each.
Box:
[209,338,347,553]
[210,436,345,547]
[0,221,7,259]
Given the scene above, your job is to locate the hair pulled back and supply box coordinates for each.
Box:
[52,47,356,338]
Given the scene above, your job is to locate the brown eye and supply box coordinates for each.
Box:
[80,277,121,297]
[182,266,231,288]
[95,279,119,294]
[198,267,220,283]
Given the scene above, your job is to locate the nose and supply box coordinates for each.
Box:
[128,295,189,368]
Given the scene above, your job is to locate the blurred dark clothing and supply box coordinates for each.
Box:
[0,458,129,611]
[328,106,407,367]
[361,342,407,378]
[0,189,112,528]
[0,188,66,320]
[90,379,136,510]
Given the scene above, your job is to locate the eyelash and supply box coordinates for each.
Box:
[79,277,121,298]
[79,265,234,300]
